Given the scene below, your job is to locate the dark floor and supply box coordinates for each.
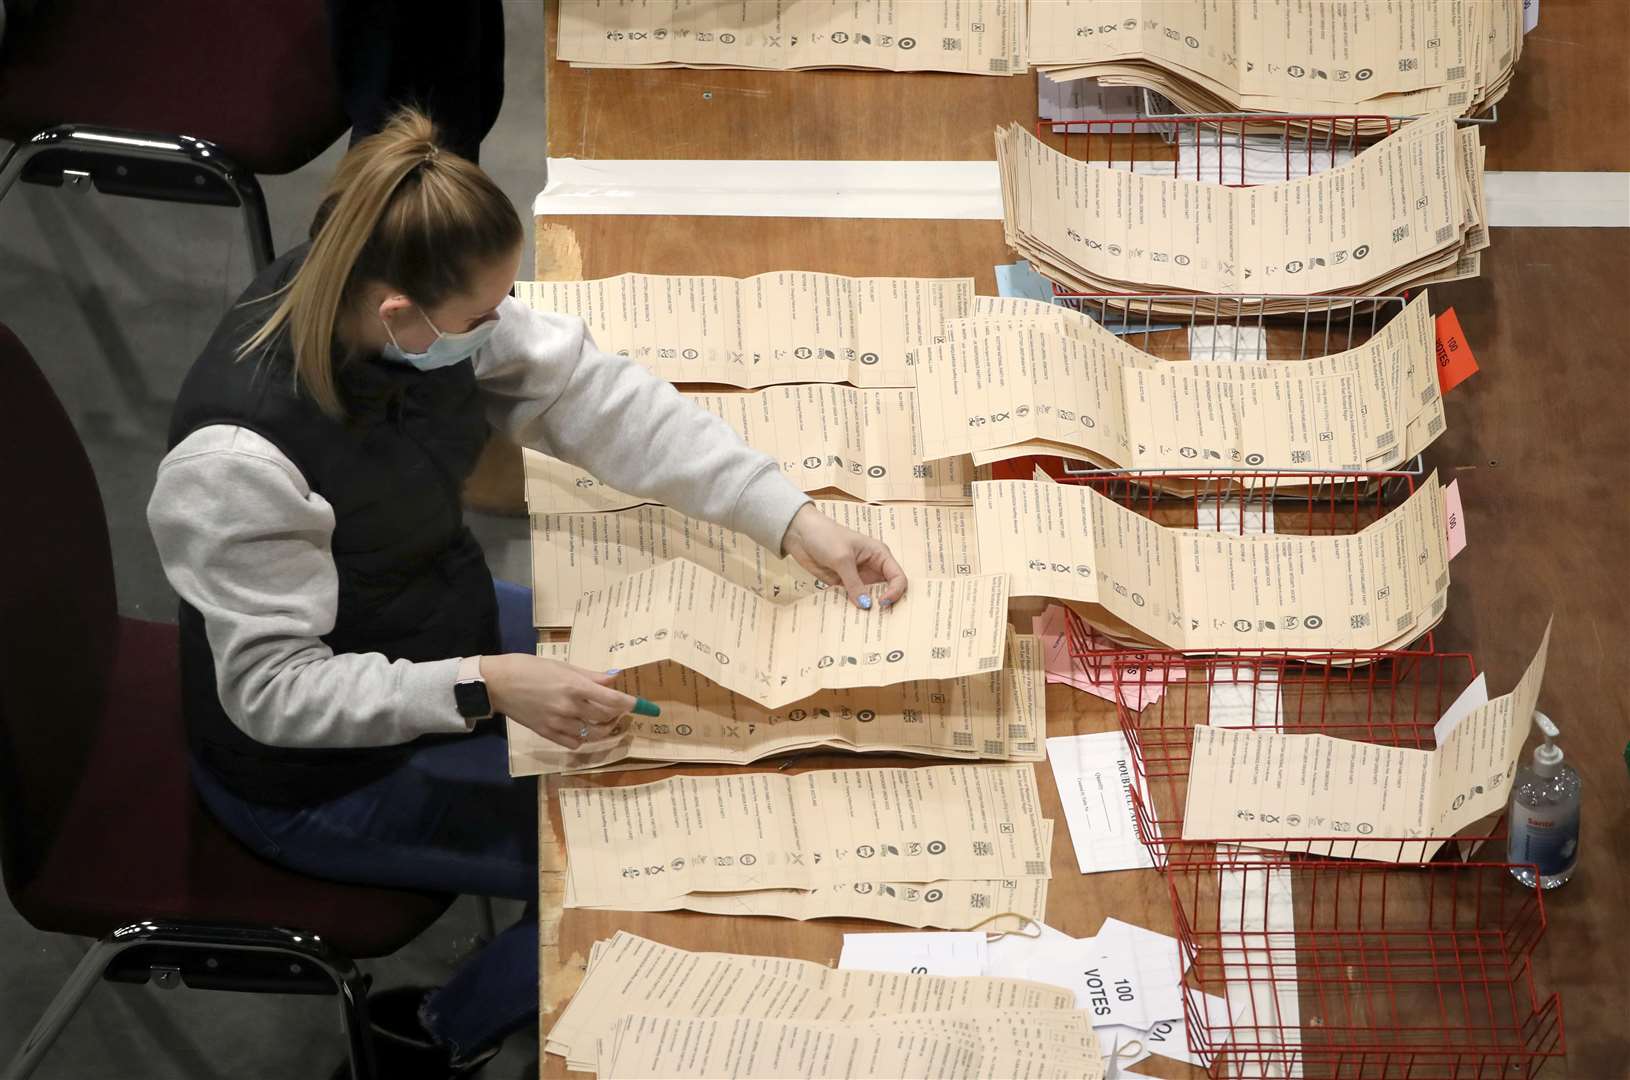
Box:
[2,3,544,1076]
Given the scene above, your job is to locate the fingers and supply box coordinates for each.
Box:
[832,555,873,609]
[866,544,908,606]
[581,680,638,721]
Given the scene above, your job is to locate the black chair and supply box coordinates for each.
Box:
[0,321,456,1079]
[0,1,349,271]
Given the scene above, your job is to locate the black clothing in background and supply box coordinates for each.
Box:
[326,0,505,163]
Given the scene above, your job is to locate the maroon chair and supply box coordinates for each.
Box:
[0,322,455,1080]
[0,1,349,270]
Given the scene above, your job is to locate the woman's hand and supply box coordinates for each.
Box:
[782,503,908,609]
[479,654,635,749]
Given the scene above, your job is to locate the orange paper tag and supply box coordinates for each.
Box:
[1435,308,1480,393]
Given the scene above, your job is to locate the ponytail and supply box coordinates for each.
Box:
[238,108,522,417]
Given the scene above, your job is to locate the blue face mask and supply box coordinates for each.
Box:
[380,304,499,370]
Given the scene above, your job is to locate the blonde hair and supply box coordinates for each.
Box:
[239,107,522,416]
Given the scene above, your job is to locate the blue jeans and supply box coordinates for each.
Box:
[191,578,541,1065]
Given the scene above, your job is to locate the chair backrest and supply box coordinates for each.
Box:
[0,0,346,174]
[0,322,119,895]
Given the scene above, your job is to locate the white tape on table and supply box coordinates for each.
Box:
[534,158,1004,219]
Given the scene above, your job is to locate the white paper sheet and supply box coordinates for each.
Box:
[1047,732,1160,874]
[837,931,988,977]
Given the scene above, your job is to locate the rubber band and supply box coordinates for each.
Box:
[969,912,1042,940]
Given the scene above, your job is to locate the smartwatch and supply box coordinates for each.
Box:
[454,655,493,723]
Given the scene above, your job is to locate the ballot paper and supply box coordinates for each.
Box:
[546,932,1083,1075]
[917,291,1442,475]
[515,273,972,389]
[567,559,1008,708]
[1047,732,1159,874]
[973,473,1450,652]
[998,114,1488,311]
[839,932,989,976]
[1029,1,1523,126]
[559,763,1053,909]
[522,386,974,512]
[557,0,1029,75]
[675,864,1051,930]
[596,1011,1106,1079]
[529,499,979,627]
[507,633,1046,776]
[1183,621,1552,859]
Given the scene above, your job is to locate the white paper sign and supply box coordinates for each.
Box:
[837,931,987,977]
[1047,732,1159,874]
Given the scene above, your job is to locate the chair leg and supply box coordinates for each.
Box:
[231,171,276,272]
[2,936,125,1080]
[334,958,376,1080]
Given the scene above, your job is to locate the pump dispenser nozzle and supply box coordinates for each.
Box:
[1531,712,1563,778]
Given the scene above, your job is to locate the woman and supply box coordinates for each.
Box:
[148,109,906,1077]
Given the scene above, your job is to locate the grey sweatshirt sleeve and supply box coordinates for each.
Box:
[475,296,811,553]
[147,426,473,749]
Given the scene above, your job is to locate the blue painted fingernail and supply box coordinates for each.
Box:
[882,598,895,608]
[858,595,872,610]
[606,668,621,676]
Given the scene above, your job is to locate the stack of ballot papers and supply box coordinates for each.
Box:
[998,114,1489,311]
[916,291,1445,477]
[972,472,1451,653]
[1182,621,1553,861]
[557,764,1054,928]
[547,933,1101,1078]
[1029,0,1524,131]
[515,272,973,390]
[507,631,1045,776]
[556,0,1028,76]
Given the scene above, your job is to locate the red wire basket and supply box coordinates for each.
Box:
[1109,651,1486,868]
[1165,861,1564,1078]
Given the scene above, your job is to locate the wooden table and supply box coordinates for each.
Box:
[524,5,1628,1075]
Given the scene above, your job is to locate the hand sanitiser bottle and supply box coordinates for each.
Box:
[1507,713,1580,888]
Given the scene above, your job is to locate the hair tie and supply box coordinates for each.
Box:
[422,145,440,164]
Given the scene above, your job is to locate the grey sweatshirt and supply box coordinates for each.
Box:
[147,297,810,750]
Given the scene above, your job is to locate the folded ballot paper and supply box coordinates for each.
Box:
[1182,620,1553,861]
[556,0,1029,76]
[916,290,1445,478]
[565,558,1009,710]
[999,114,1490,313]
[1030,1,1524,130]
[972,472,1450,653]
[508,632,1045,777]
[557,763,1053,928]
[548,933,1102,1078]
